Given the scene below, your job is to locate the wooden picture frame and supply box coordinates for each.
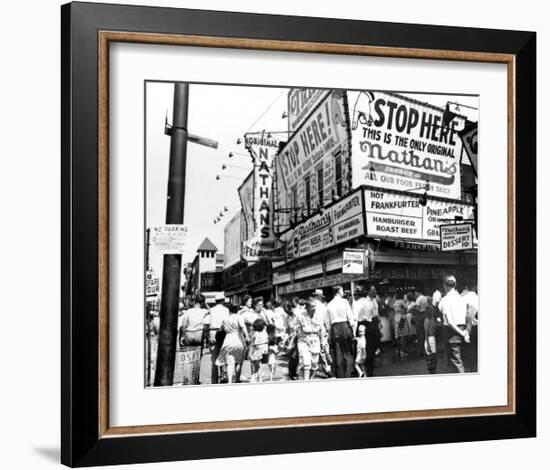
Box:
[61,2,536,466]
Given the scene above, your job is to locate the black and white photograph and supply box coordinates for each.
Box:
[145,82,479,387]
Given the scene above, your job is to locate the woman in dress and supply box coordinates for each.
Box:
[216,304,249,383]
[394,300,410,358]
[296,300,325,380]
[239,295,258,339]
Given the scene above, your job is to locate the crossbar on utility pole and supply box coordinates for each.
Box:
[154,83,189,386]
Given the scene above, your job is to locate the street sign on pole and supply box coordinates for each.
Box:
[151,225,188,253]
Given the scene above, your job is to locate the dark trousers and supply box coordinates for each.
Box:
[288,342,299,379]
[359,320,380,377]
[210,330,225,384]
[463,325,478,372]
[330,322,354,378]
[447,325,467,373]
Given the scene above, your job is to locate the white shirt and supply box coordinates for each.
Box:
[208,304,230,330]
[180,307,208,333]
[462,290,479,326]
[313,299,330,332]
[416,295,428,312]
[356,296,379,322]
[439,289,467,326]
[357,296,378,321]
[432,290,442,306]
[327,296,355,326]
[272,307,288,336]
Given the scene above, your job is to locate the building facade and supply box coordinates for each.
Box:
[222,87,478,304]
[184,237,224,304]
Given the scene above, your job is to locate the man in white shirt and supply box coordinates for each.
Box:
[207,293,230,384]
[179,294,208,347]
[326,285,355,378]
[439,276,470,373]
[414,289,429,356]
[356,285,380,376]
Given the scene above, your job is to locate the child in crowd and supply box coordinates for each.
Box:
[249,318,268,382]
[354,324,367,377]
[424,305,438,373]
[266,323,279,381]
[394,300,410,358]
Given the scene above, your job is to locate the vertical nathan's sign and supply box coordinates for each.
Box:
[350,91,467,200]
[243,133,285,261]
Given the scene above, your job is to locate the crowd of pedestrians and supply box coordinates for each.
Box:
[150,275,479,385]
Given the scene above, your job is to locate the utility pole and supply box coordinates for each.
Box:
[153,83,218,387]
[154,83,189,386]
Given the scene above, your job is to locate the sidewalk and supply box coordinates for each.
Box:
[195,340,477,385]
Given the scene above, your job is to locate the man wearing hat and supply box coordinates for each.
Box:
[208,293,230,384]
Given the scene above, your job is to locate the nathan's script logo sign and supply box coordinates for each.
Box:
[287,189,364,260]
[350,91,467,200]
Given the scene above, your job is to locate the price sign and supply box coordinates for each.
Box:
[440,223,474,251]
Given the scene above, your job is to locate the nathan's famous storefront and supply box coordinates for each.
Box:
[274,186,477,301]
